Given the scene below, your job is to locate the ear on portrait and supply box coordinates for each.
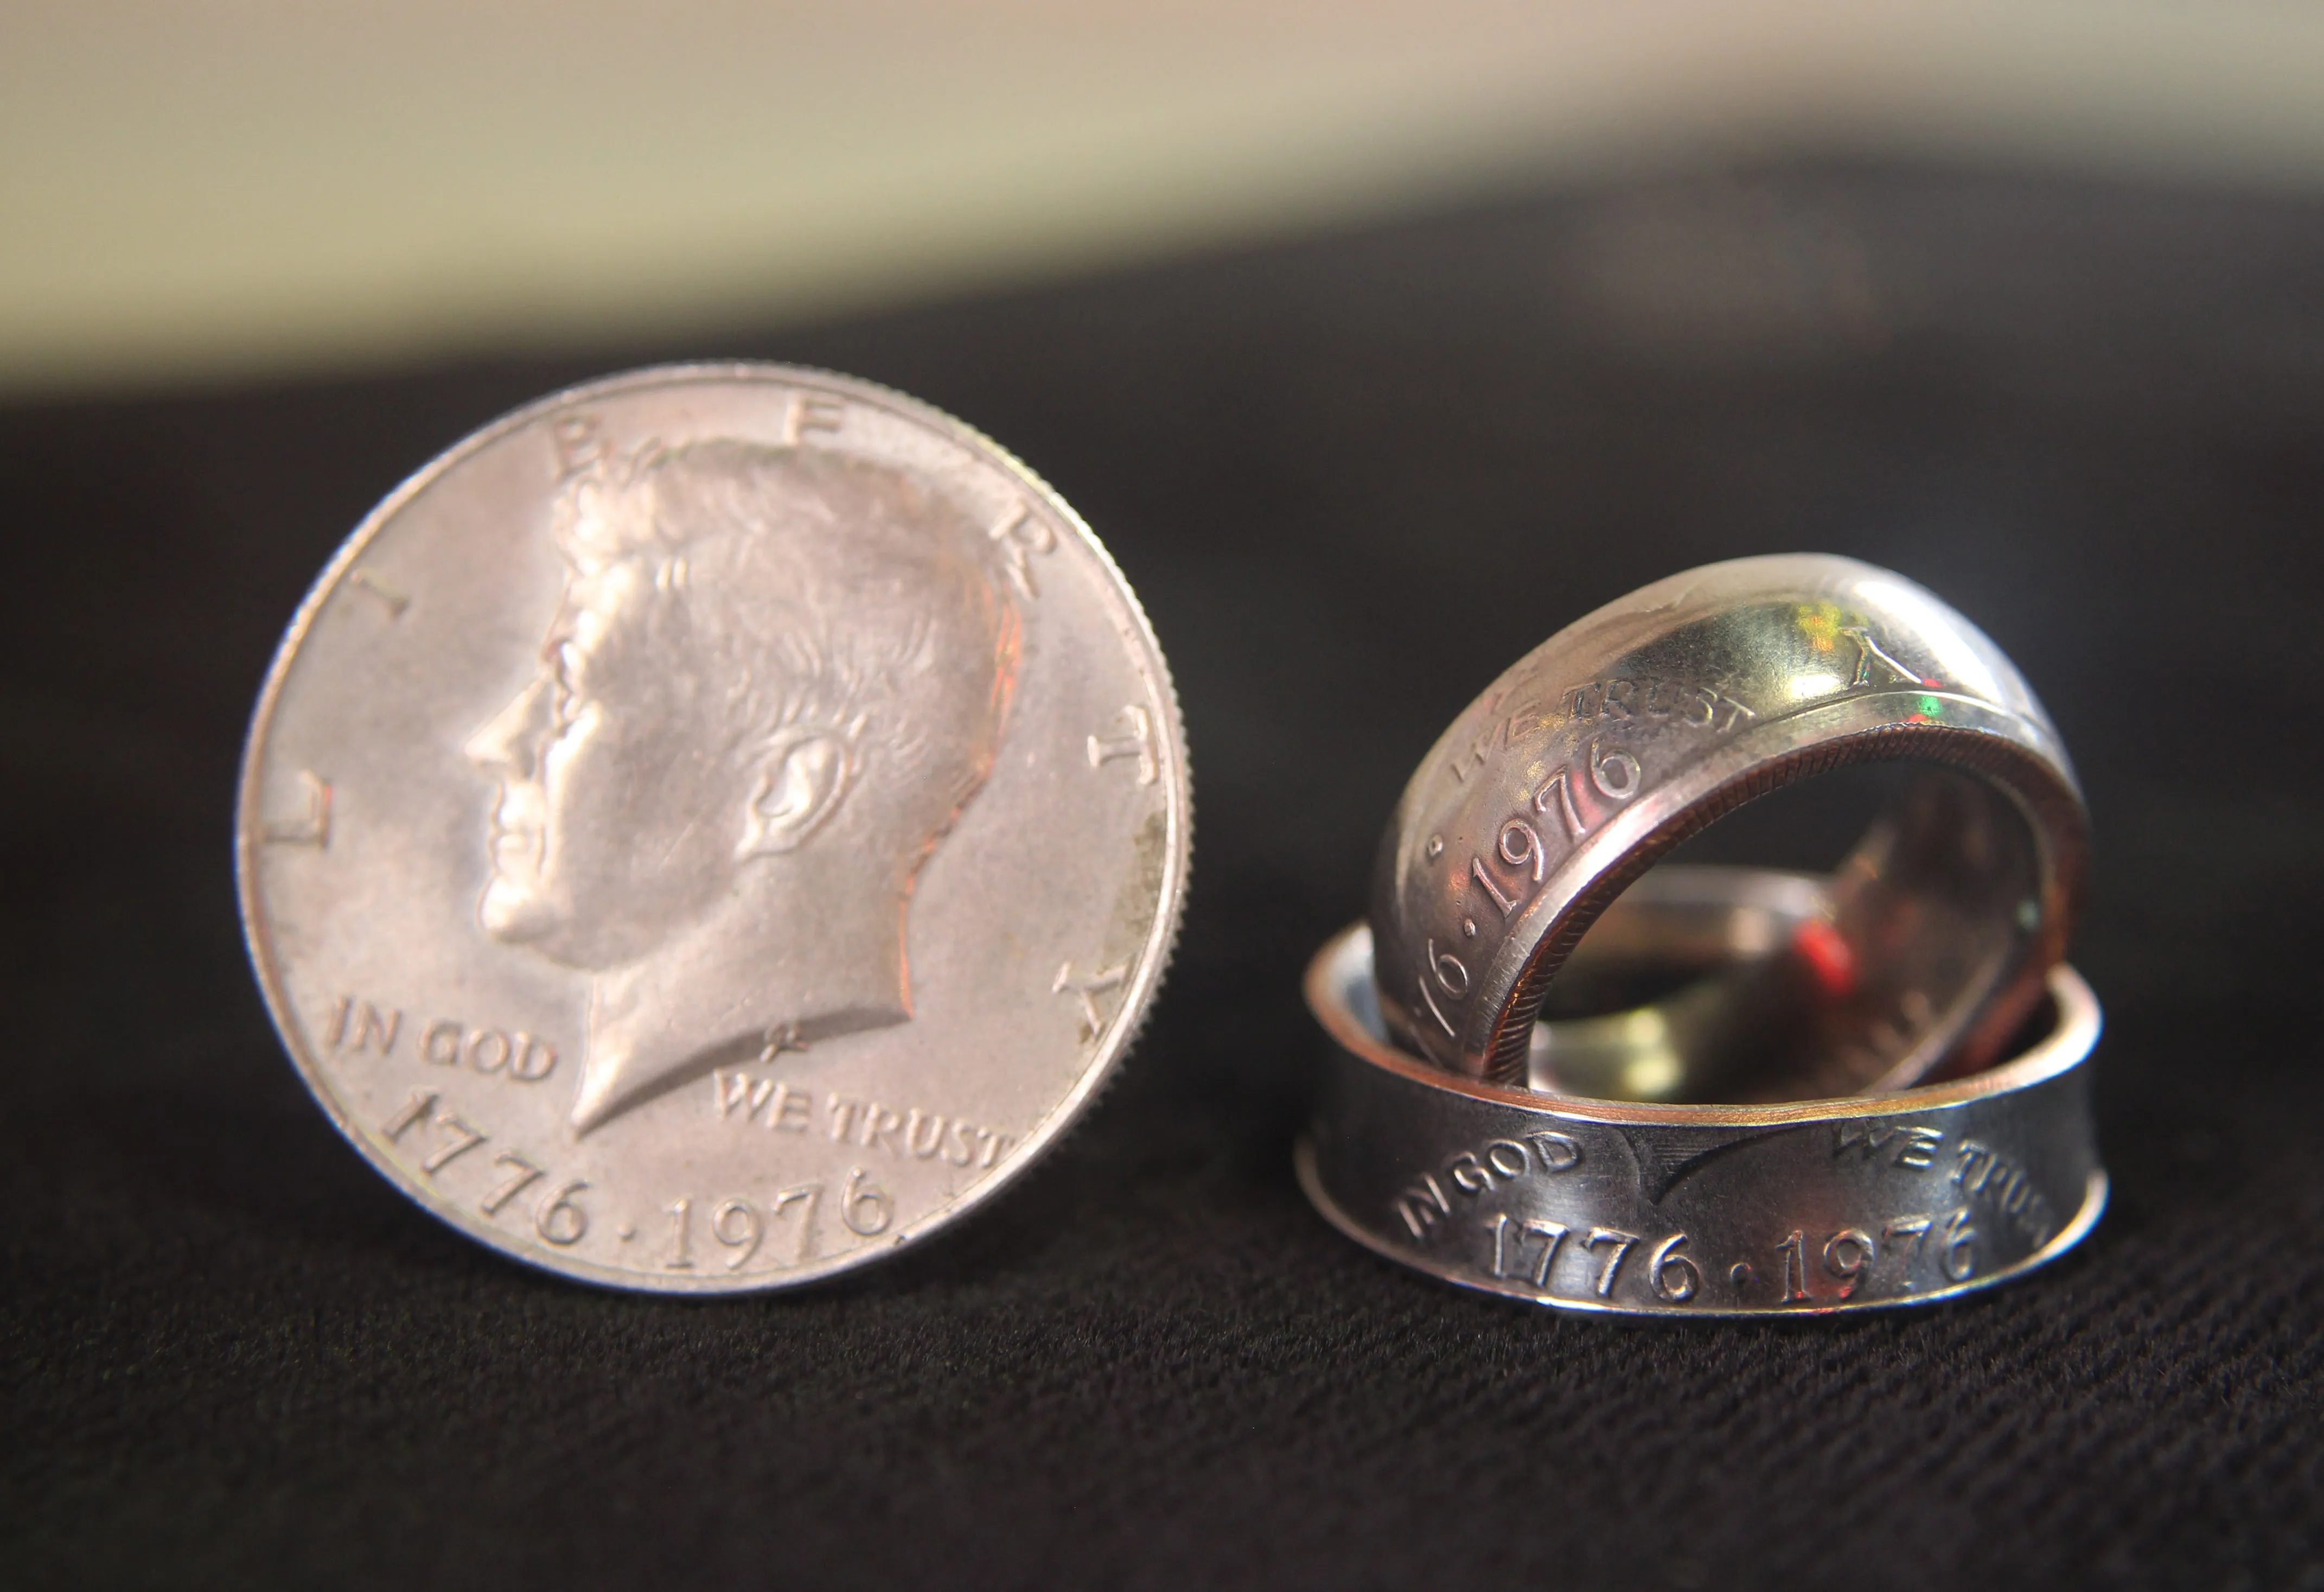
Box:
[737,729,853,858]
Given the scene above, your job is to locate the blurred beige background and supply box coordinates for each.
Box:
[7,0,2324,396]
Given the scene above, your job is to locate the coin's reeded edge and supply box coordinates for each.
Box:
[235,361,1192,1295]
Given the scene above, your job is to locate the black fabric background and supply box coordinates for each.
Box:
[3,164,2322,1591]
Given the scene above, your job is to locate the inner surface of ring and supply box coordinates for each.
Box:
[1518,762,2048,1100]
[1523,864,1830,1101]
[1324,906,2093,1111]
[1518,756,2048,1100]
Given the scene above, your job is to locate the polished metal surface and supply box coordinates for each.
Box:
[1299,918,2105,1317]
[1527,865,1829,1101]
[238,362,1191,1292]
[1372,555,2086,1090]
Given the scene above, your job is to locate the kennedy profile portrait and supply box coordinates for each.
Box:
[465,431,1022,1133]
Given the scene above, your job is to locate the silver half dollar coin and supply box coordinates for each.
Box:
[237,363,1191,1292]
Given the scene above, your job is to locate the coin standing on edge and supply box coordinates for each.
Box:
[238,364,1191,1292]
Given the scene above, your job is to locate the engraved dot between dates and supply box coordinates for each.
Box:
[1402,1123,2012,1306]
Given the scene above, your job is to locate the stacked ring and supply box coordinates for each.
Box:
[1372,555,2086,1094]
[1298,890,2105,1316]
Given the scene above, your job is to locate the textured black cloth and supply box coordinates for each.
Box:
[4,164,2322,1591]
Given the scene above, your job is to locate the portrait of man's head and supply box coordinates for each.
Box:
[466,433,1021,1132]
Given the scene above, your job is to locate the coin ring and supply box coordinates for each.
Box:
[238,363,1191,1291]
[1298,919,2105,1316]
[1372,554,2086,1088]
[1520,864,1829,1100]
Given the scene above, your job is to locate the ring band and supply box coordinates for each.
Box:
[1372,555,2087,1090]
[1299,918,2105,1316]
